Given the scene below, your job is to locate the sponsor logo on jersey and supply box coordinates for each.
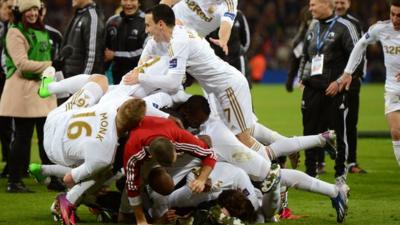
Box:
[365,32,370,39]
[169,58,178,68]
[208,5,216,14]
[185,0,213,22]
[383,45,400,55]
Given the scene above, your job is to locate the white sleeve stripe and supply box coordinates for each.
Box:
[224,0,235,12]
[114,49,143,58]
[84,8,98,74]
[126,150,147,193]
[338,19,363,73]
[174,142,216,158]
[347,14,359,23]
[175,143,210,156]
[338,18,359,45]
[340,20,358,44]
[45,25,62,37]
[241,14,250,52]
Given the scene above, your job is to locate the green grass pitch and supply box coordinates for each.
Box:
[0,83,399,225]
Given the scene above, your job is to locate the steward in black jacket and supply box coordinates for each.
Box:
[105,10,146,84]
[62,2,105,78]
[299,1,360,179]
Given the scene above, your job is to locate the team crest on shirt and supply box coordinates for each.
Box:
[208,5,216,14]
[327,32,335,39]
[169,58,178,68]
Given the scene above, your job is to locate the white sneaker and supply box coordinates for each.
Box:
[331,183,350,223]
[321,130,337,159]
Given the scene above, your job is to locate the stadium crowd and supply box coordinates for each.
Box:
[0,0,399,225]
[44,0,390,72]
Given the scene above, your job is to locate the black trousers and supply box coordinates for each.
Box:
[0,116,12,163]
[346,79,361,165]
[315,79,361,167]
[0,75,13,173]
[301,86,348,178]
[8,117,50,183]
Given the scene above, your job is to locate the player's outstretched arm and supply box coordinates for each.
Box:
[209,21,232,55]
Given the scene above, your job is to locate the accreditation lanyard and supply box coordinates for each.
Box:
[316,16,339,54]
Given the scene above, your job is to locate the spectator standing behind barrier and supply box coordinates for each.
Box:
[0,0,57,192]
[207,10,252,88]
[0,0,12,178]
[105,0,146,84]
[61,0,105,78]
[333,0,367,174]
[299,0,360,181]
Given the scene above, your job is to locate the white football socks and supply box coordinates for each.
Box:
[48,74,90,95]
[66,180,96,205]
[269,135,325,158]
[252,123,286,145]
[41,165,71,178]
[393,140,400,166]
[280,169,337,198]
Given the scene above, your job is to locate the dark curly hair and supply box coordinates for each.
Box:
[217,189,257,223]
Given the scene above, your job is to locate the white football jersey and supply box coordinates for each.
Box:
[150,162,259,218]
[63,102,119,167]
[44,86,126,169]
[45,84,170,182]
[345,20,400,94]
[172,0,237,37]
[140,26,243,94]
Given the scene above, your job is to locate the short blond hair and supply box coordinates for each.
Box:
[116,98,146,133]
